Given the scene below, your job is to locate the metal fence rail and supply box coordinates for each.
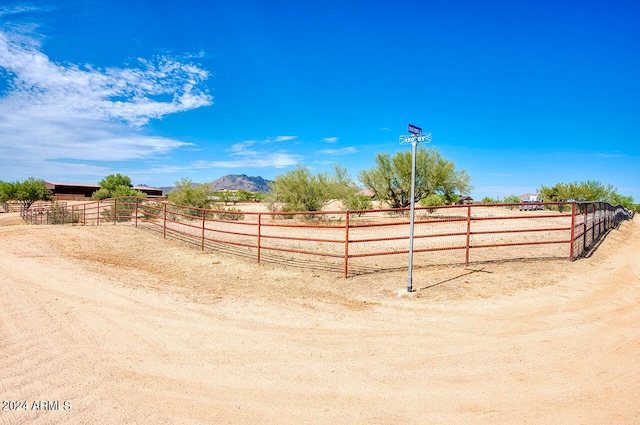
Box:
[19,198,634,277]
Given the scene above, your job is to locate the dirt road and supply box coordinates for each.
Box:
[0,213,638,424]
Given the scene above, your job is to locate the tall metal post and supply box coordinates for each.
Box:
[400,124,431,293]
[407,140,418,292]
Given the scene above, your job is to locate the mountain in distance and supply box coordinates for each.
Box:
[211,174,273,193]
[160,174,273,195]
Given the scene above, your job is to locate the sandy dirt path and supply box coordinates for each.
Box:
[0,213,638,424]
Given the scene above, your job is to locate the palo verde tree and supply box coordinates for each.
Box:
[268,165,358,212]
[0,177,51,209]
[538,180,633,209]
[359,147,472,209]
[538,180,635,211]
[166,177,215,209]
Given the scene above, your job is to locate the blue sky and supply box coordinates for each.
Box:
[0,0,638,200]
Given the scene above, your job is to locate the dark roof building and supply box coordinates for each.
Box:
[45,182,163,199]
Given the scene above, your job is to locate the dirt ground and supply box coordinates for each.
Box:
[0,212,638,424]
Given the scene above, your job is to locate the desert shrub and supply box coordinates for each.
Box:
[269,165,358,212]
[139,200,163,220]
[47,202,81,224]
[167,178,215,209]
[481,196,498,204]
[100,197,139,222]
[503,194,521,209]
[345,195,373,215]
[217,207,245,221]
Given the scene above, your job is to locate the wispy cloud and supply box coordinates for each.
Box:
[0,19,212,179]
[316,146,358,155]
[0,4,55,18]
[274,135,297,142]
[379,127,391,132]
[193,153,301,169]
[596,152,624,158]
[322,137,338,143]
[192,139,302,169]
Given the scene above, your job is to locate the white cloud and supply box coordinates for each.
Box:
[596,152,624,158]
[0,4,54,18]
[316,146,358,155]
[0,22,212,179]
[193,152,301,169]
[192,138,302,169]
[379,127,391,132]
[274,135,297,142]
[322,137,338,143]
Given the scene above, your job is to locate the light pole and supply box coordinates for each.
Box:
[400,124,431,292]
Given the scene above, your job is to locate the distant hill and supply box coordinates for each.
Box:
[211,174,273,193]
[161,174,273,195]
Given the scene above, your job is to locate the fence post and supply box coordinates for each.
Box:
[582,204,587,253]
[97,201,100,226]
[465,205,472,266]
[163,203,167,239]
[201,208,205,251]
[569,202,576,261]
[257,213,262,264]
[344,210,350,278]
[113,198,117,225]
[135,197,139,228]
[83,203,86,226]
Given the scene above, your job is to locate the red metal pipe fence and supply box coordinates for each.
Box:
[19,197,634,277]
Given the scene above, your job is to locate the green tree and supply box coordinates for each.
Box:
[539,181,618,203]
[344,194,373,213]
[236,189,254,202]
[502,194,521,209]
[93,173,146,199]
[166,178,215,209]
[503,194,521,204]
[538,180,634,212]
[609,193,634,210]
[358,147,472,209]
[419,193,447,207]
[0,178,51,209]
[269,165,358,212]
[0,180,17,203]
[480,196,498,204]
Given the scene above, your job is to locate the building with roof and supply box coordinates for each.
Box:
[45,182,163,200]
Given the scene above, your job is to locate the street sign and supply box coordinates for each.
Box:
[408,124,422,135]
[399,134,432,144]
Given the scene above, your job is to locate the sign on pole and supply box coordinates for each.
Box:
[399,125,431,293]
[408,124,422,135]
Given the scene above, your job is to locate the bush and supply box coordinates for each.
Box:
[48,202,81,224]
[216,207,245,221]
[344,195,373,214]
[167,177,215,209]
[100,197,139,223]
[139,200,164,220]
[269,165,358,212]
[503,194,521,209]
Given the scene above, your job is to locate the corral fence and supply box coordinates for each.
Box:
[1,201,23,213]
[19,198,634,277]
